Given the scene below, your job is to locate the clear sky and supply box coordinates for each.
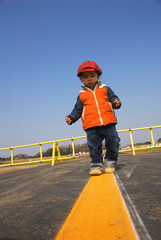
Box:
[0,0,161,156]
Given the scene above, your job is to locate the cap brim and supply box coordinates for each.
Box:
[77,68,96,76]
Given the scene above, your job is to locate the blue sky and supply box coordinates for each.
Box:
[0,0,161,156]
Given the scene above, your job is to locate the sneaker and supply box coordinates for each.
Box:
[104,161,116,173]
[89,163,104,176]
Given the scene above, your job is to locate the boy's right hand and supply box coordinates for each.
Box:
[113,99,121,108]
[65,116,72,125]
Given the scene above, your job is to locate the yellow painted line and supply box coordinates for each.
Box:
[54,174,137,240]
[0,165,39,173]
[0,168,25,173]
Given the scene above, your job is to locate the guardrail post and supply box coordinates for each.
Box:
[71,138,75,158]
[149,126,155,146]
[10,147,14,165]
[40,143,43,162]
[52,142,56,166]
[56,143,62,163]
[129,130,135,156]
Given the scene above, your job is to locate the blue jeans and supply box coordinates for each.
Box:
[85,124,120,164]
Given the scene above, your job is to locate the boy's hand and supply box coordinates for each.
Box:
[65,116,72,125]
[113,99,121,108]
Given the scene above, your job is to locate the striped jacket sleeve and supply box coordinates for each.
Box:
[67,96,83,124]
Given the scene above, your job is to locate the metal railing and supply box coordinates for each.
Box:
[118,125,161,155]
[0,125,161,167]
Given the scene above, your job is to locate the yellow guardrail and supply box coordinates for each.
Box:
[0,125,161,167]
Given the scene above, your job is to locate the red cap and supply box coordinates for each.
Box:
[77,60,102,77]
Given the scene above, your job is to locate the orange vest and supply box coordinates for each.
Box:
[79,84,117,130]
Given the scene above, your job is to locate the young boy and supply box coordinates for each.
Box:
[66,60,121,176]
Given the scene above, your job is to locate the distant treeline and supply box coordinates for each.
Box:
[0,142,89,161]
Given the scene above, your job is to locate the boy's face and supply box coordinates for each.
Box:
[79,71,98,87]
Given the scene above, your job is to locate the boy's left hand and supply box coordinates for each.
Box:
[113,99,121,108]
[65,116,72,125]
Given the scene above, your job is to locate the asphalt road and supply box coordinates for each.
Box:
[116,152,161,240]
[0,152,161,240]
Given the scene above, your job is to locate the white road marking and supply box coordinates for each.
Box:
[126,163,138,178]
[115,173,152,240]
